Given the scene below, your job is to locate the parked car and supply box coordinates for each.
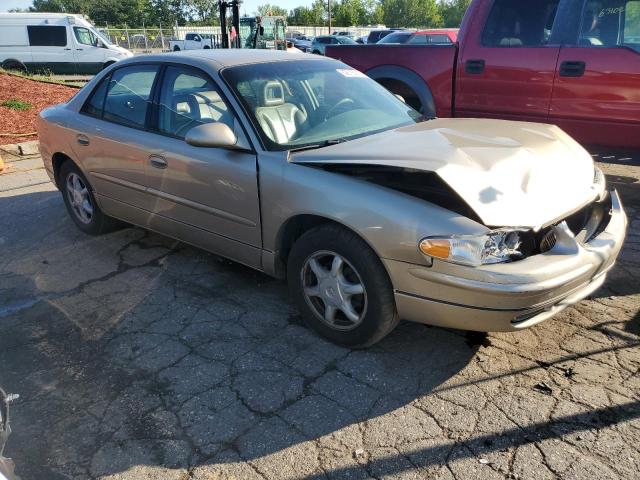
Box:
[291,35,312,52]
[355,35,368,44]
[37,51,626,347]
[169,33,215,51]
[366,28,405,44]
[0,12,132,74]
[334,31,357,39]
[286,30,304,39]
[327,0,640,149]
[311,35,358,55]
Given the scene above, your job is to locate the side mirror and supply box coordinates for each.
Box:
[185,123,238,149]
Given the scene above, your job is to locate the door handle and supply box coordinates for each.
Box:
[465,59,485,74]
[559,61,586,77]
[64,48,72,51]
[149,155,167,169]
[76,48,83,51]
[76,134,90,146]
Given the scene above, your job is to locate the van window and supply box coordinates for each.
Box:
[74,27,98,46]
[482,0,560,46]
[102,65,159,129]
[27,25,67,47]
[430,34,453,44]
[578,0,640,50]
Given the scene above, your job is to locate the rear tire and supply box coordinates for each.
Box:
[2,59,26,72]
[173,46,181,51]
[287,224,399,348]
[59,161,123,235]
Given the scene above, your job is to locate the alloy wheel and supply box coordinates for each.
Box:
[301,250,367,331]
[66,173,93,224]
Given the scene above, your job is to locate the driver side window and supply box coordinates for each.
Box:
[157,66,233,139]
[74,27,97,46]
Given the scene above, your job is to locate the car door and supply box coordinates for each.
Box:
[75,64,162,216]
[26,25,74,74]
[456,0,563,122]
[143,64,261,265]
[71,26,105,74]
[549,0,640,148]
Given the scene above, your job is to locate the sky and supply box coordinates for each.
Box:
[0,0,312,16]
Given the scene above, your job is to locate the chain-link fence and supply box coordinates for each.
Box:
[98,25,378,53]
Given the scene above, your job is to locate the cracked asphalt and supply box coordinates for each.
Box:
[0,147,639,479]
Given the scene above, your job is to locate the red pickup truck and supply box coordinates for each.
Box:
[326,0,640,149]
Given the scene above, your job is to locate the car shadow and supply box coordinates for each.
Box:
[0,188,480,478]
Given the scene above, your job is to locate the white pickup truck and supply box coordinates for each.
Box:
[169,33,215,51]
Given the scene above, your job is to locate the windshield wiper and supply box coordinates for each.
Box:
[288,138,346,153]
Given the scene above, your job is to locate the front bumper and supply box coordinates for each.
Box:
[387,190,627,332]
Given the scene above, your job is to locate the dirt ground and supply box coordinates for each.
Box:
[0,74,78,145]
[0,146,638,480]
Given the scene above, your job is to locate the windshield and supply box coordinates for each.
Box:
[378,32,413,44]
[336,36,357,44]
[93,28,112,45]
[222,60,421,151]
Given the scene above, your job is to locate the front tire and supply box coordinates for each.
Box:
[59,161,123,235]
[287,224,399,347]
[173,46,181,51]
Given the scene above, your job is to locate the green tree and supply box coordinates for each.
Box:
[382,0,441,28]
[256,3,289,17]
[333,0,368,27]
[439,0,471,27]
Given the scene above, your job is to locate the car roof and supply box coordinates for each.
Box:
[125,49,322,69]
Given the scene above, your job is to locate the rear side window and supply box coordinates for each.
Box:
[430,34,452,44]
[482,0,560,46]
[102,65,159,129]
[408,34,429,44]
[81,76,109,117]
[27,26,67,47]
[578,0,640,50]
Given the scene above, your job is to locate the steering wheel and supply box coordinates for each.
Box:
[324,98,355,121]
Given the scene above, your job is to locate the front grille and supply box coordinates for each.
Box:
[539,229,557,252]
[519,193,612,257]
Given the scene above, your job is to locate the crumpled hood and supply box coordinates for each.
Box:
[290,118,599,228]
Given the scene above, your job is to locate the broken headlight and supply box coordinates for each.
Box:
[419,230,524,267]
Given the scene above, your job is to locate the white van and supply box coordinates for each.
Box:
[0,13,133,74]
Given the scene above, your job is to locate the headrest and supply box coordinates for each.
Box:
[176,101,191,114]
[499,37,522,46]
[262,81,284,107]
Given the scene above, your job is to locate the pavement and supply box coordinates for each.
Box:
[0,145,638,480]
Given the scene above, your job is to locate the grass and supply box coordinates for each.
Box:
[0,68,84,88]
[1,98,32,111]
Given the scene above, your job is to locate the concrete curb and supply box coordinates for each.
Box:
[0,140,40,173]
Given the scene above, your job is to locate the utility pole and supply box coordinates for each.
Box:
[328,0,332,34]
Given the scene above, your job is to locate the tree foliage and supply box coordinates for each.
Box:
[23,0,473,28]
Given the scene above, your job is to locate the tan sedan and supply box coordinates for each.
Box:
[37,50,627,347]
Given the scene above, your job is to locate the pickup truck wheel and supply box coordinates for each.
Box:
[60,162,123,235]
[287,224,399,348]
[173,46,181,51]
[203,45,211,49]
